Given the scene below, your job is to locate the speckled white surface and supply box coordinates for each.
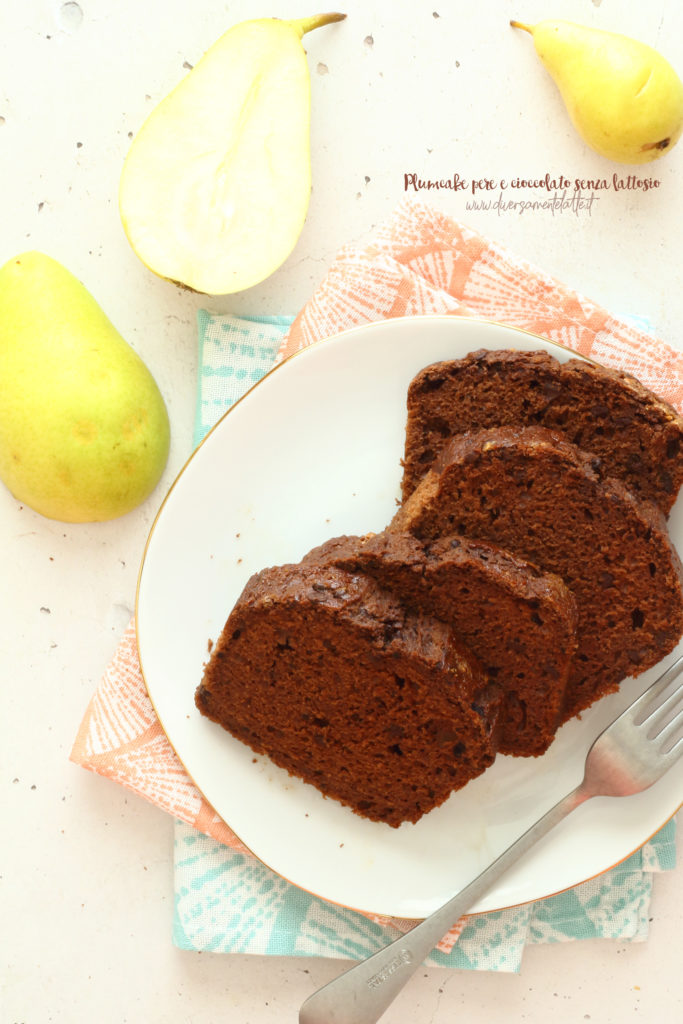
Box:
[2,1,682,1021]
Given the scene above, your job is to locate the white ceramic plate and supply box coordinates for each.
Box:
[136,315,683,920]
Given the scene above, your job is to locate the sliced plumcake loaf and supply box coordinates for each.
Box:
[393,425,683,723]
[401,348,683,514]
[303,531,578,757]
[196,563,502,827]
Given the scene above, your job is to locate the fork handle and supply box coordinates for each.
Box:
[299,784,588,1024]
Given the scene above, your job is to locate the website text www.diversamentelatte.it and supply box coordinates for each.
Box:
[466,189,598,216]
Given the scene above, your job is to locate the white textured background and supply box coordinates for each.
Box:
[2,1,682,1021]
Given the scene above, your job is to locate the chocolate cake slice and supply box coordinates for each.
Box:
[303,531,578,757]
[401,348,683,514]
[393,425,683,722]
[196,563,501,827]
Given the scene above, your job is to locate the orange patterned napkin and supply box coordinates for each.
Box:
[71,197,683,932]
[280,200,683,406]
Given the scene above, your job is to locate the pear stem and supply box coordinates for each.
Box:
[290,12,347,39]
[510,20,533,34]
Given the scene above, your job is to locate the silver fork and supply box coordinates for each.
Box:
[299,655,683,1024]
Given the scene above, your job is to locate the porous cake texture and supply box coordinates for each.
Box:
[196,563,502,827]
[401,349,683,514]
[394,424,683,721]
[197,347,683,828]
[304,531,578,757]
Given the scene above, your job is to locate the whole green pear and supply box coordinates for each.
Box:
[119,12,346,295]
[0,252,170,522]
[511,19,683,163]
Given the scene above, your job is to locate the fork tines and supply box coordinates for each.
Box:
[632,654,683,753]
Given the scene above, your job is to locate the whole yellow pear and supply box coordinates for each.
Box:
[0,252,170,522]
[511,19,683,163]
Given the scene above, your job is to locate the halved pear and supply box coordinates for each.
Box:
[119,14,345,295]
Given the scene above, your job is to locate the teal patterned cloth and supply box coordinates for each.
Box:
[193,310,293,448]
[173,817,676,970]
[173,310,678,971]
